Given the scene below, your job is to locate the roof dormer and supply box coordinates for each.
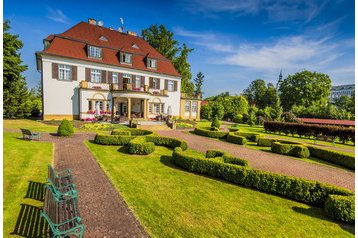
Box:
[87,45,102,59]
[119,51,132,65]
[146,57,157,69]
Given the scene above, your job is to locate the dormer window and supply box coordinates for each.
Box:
[147,58,157,69]
[88,46,102,58]
[132,43,139,49]
[99,36,108,41]
[120,52,132,64]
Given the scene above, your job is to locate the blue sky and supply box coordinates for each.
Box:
[4,0,355,97]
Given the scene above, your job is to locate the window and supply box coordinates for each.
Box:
[152,78,160,89]
[58,64,71,80]
[147,58,157,69]
[149,103,164,114]
[192,101,198,113]
[185,101,190,113]
[91,69,102,83]
[153,104,160,113]
[88,101,92,110]
[112,73,118,84]
[88,46,101,58]
[135,76,141,88]
[123,73,132,83]
[168,80,174,91]
[95,101,104,111]
[106,102,110,111]
[120,52,132,64]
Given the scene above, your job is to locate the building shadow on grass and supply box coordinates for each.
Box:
[292,206,355,235]
[25,181,46,202]
[11,204,48,238]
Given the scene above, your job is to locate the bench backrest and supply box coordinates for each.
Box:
[20,128,32,135]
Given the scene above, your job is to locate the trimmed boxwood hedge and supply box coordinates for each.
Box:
[257,138,302,147]
[206,149,225,158]
[271,142,310,158]
[234,132,262,142]
[94,134,135,145]
[306,146,355,170]
[111,128,153,136]
[193,127,228,139]
[172,147,354,222]
[206,149,248,166]
[146,135,188,150]
[127,136,155,155]
[227,133,247,145]
[324,195,355,223]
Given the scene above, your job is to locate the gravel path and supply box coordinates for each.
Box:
[39,133,148,238]
[156,130,355,191]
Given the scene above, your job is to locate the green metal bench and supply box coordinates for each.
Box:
[48,165,73,188]
[46,178,78,202]
[20,128,40,140]
[41,186,84,238]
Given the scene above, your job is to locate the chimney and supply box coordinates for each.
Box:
[88,18,97,25]
[127,31,137,36]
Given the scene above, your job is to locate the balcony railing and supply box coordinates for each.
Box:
[181,93,202,99]
[80,81,110,90]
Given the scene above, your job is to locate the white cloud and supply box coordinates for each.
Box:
[46,7,70,24]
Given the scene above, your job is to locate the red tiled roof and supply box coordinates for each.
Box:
[298,118,355,126]
[40,22,180,77]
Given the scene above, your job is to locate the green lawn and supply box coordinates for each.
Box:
[3,132,53,237]
[4,119,58,132]
[85,141,354,237]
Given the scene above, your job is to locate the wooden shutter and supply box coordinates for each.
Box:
[71,66,77,81]
[52,63,58,79]
[149,77,153,88]
[107,72,113,84]
[165,80,168,90]
[157,78,161,89]
[174,81,178,91]
[85,68,91,82]
[119,73,123,90]
[141,76,145,87]
[102,70,107,83]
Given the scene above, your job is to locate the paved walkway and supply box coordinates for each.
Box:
[156,130,355,191]
[39,133,148,238]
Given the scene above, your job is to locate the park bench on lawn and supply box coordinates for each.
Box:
[41,186,84,238]
[41,165,85,237]
[20,128,40,140]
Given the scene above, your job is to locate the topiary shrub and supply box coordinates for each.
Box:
[146,135,188,150]
[222,154,249,166]
[57,119,74,136]
[227,133,247,145]
[206,149,225,158]
[289,145,310,158]
[324,195,355,223]
[271,142,292,155]
[193,127,228,139]
[235,132,262,142]
[211,117,221,129]
[111,128,152,136]
[257,138,276,147]
[127,137,155,155]
[94,134,135,145]
[307,146,355,170]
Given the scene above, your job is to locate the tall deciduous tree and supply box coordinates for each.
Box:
[279,70,331,111]
[194,72,204,96]
[243,79,267,107]
[141,25,194,94]
[3,20,31,119]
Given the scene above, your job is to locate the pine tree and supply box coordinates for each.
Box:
[3,20,31,118]
[194,72,204,96]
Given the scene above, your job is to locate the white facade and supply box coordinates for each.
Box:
[40,55,181,120]
[329,84,355,101]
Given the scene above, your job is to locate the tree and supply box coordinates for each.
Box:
[211,102,224,120]
[243,79,267,107]
[194,72,204,96]
[200,104,212,120]
[174,44,194,94]
[279,70,331,111]
[141,25,178,61]
[333,95,354,115]
[262,83,279,108]
[142,25,194,94]
[3,20,31,119]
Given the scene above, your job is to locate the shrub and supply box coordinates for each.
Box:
[211,117,221,129]
[146,135,188,150]
[222,154,249,167]
[94,134,135,145]
[233,114,243,123]
[271,142,310,158]
[257,138,275,147]
[57,119,74,136]
[227,133,247,145]
[324,195,355,223]
[206,149,225,158]
[235,132,262,142]
[193,127,228,139]
[306,146,355,170]
[229,124,240,132]
[289,145,310,158]
[176,122,194,129]
[127,137,155,155]
[111,128,152,136]
[172,147,353,209]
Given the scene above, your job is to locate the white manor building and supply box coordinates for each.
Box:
[329,84,355,101]
[36,19,201,121]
